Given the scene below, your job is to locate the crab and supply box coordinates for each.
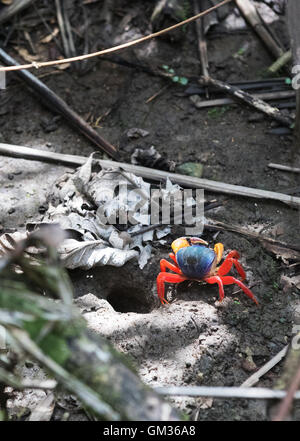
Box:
[157,237,258,305]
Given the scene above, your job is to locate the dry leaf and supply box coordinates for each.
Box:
[261,241,300,264]
[197,397,213,410]
[31,157,181,269]
[281,275,300,294]
[14,47,40,63]
[28,393,55,422]
[40,28,59,44]
[58,238,139,270]
[56,62,71,70]
[0,231,28,257]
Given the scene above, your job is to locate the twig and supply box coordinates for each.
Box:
[0,49,118,159]
[267,50,292,75]
[0,143,300,208]
[61,0,77,63]
[235,0,283,59]
[200,76,294,127]
[145,84,170,104]
[194,0,209,79]
[241,345,289,388]
[268,163,300,174]
[0,0,233,72]
[0,0,36,25]
[155,385,300,400]
[204,219,300,253]
[55,0,70,58]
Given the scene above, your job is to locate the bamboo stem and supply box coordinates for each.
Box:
[235,0,283,59]
[0,142,299,208]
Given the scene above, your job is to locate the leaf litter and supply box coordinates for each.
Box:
[1,155,185,270]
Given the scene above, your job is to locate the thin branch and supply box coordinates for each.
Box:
[155,386,300,400]
[55,0,70,58]
[268,163,300,174]
[194,0,209,79]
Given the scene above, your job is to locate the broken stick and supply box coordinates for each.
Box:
[267,50,292,75]
[200,76,294,127]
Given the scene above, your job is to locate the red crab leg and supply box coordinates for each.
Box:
[203,275,225,301]
[157,272,187,305]
[160,259,183,274]
[221,276,258,305]
[169,253,178,265]
[217,250,246,281]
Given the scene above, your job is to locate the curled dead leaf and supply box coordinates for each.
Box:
[58,238,139,270]
[0,231,28,257]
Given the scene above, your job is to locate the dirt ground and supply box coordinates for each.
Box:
[0,0,300,421]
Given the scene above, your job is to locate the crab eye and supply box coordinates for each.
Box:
[171,237,190,254]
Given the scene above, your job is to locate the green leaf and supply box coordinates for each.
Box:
[179,77,188,86]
